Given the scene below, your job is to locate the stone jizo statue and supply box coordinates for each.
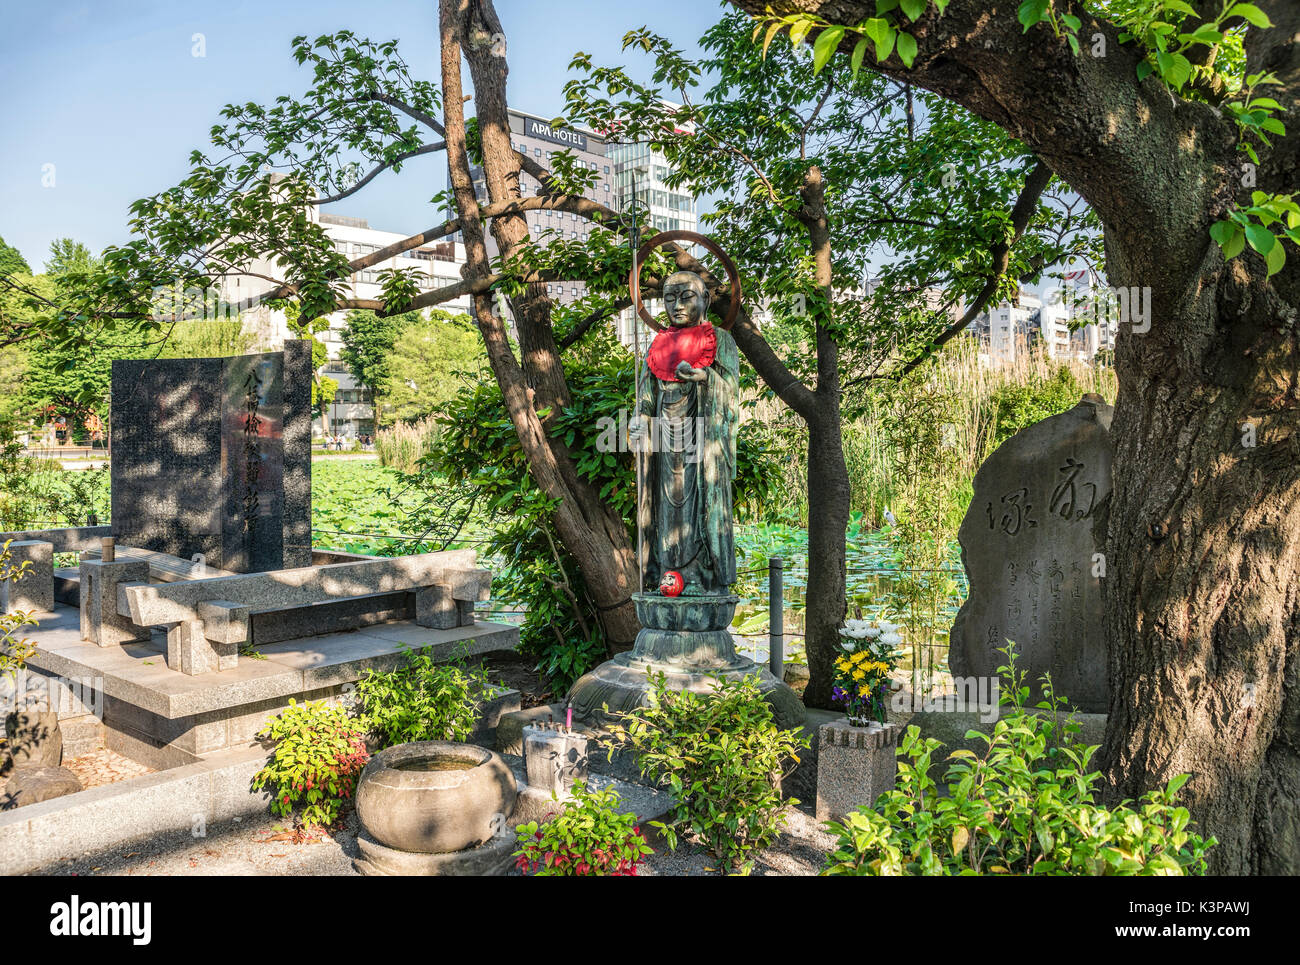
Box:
[629,270,738,595]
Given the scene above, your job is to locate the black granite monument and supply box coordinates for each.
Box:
[110,341,312,573]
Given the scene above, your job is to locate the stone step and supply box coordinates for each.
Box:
[58,714,105,759]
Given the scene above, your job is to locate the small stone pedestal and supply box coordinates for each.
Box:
[0,540,54,614]
[514,723,589,824]
[355,827,517,876]
[523,723,587,793]
[79,558,150,647]
[567,593,804,729]
[815,718,899,824]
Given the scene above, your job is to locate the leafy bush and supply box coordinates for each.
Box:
[354,645,489,747]
[988,364,1082,448]
[514,781,654,876]
[251,699,370,829]
[606,672,808,875]
[0,434,108,531]
[0,542,38,679]
[822,652,1217,876]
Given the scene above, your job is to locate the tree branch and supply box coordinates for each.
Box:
[312,142,446,205]
[893,159,1053,379]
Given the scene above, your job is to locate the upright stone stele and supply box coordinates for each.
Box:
[566,268,802,728]
[110,341,312,573]
[949,395,1113,712]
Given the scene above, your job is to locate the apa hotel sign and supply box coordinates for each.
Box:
[527,118,587,151]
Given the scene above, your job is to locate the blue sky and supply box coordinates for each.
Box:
[0,0,725,271]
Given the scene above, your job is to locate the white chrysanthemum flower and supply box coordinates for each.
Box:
[864,627,881,640]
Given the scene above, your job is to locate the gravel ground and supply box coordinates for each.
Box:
[635,805,837,876]
[63,748,154,790]
[37,803,835,877]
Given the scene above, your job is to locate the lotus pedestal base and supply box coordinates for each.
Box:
[567,592,804,729]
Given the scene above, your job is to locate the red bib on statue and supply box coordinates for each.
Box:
[647,323,716,381]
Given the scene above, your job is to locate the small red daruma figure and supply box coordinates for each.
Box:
[659,570,685,597]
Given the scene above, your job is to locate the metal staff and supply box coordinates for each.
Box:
[630,166,645,593]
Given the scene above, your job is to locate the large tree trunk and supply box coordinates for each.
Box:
[803,407,851,707]
[729,0,1300,871]
[441,0,640,650]
[796,164,850,708]
[1102,243,1300,875]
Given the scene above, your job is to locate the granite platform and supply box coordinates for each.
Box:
[22,603,520,758]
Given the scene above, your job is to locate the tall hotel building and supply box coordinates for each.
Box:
[461,108,699,347]
[464,109,616,308]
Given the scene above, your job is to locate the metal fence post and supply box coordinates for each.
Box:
[768,556,784,679]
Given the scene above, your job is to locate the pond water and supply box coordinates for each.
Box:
[306,463,969,675]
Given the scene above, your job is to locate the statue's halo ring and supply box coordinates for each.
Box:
[629,229,742,332]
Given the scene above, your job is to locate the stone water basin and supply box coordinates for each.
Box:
[355,741,517,854]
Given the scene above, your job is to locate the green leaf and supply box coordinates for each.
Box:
[900,0,926,20]
[1245,221,1276,255]
[1018,0,1050,32]
[1265,239,1285,276]
[896,31,918,68]
[863,18,896,61]
[850,37,869,77]
[1227,4,1273,29]
[813,25,846,74]
[1209,220,1237,247]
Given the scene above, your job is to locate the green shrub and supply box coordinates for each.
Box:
[0,542,37,678]
[354,645,490,746]
[0,434,109,531]
[514,781,654,876]
[606,672,808,875]
[251,699,370,829]
[822,651,1217,876]
[988,364,1082,448]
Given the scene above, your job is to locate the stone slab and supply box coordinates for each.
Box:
[0,743,269,875]
[0,526,112,554]
[254,621,519,691]
[110,345,313,573]
[117,549,478,626]
[354,826,517,876]
[27,603,519,721]
[59,715,105,758]
[950,396,1113,712]
[250,591,413,645]
[81,546,239,583]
